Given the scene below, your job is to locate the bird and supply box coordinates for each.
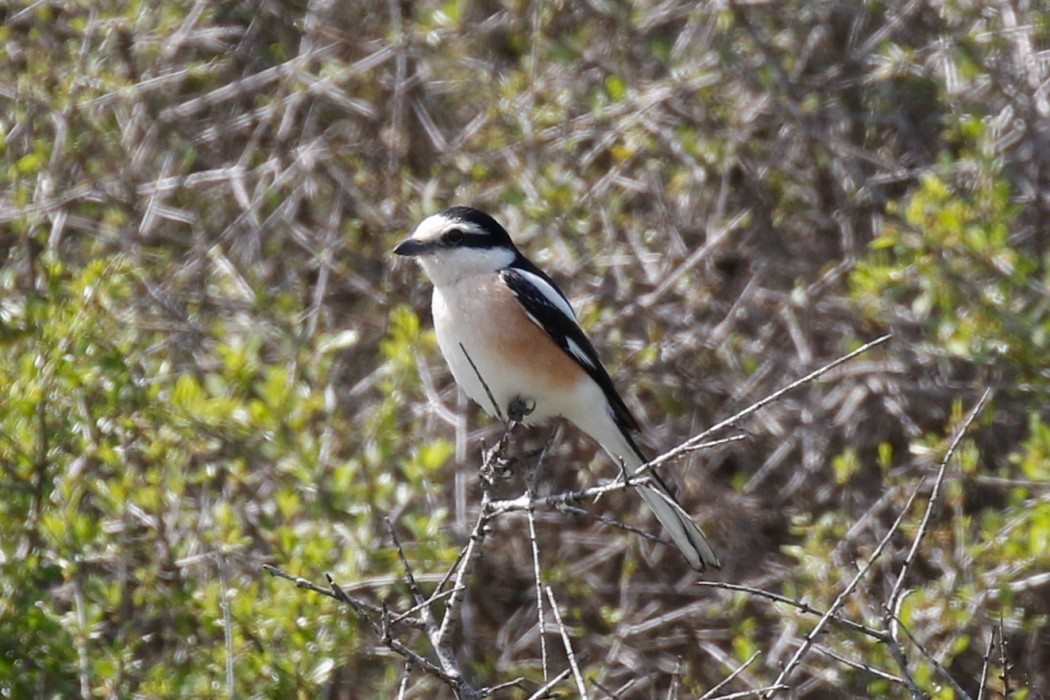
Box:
[393,206,720,571]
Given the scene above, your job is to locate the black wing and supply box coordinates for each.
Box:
[500,262,643,440]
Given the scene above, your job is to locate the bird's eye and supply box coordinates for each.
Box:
[445,228,465,244]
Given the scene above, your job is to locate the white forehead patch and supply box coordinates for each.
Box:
[411,213,485,244]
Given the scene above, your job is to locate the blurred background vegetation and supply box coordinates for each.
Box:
[1,0,1048,697]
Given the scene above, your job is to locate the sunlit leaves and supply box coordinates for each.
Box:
[0,253,463,696]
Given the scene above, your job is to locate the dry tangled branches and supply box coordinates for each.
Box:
[266,337,1010,698]
[3,1,1048,697]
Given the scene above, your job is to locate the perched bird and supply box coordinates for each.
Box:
[394,206,719,571]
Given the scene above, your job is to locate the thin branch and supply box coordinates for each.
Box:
[647,334,892,472]
[999,610,1011,699]
[558,502,663,542]
[489,474,658,515]
[429,407,521,605]
[699,651,762,700]
[526,452,550,683]
[873,390,991,700]
[977,627,997,700]
[887,611,972,700]
[396,659,412,700]
[434,415,524,645]
[386,519,467,684]
[217,555,235,698]
[390,585,464,625]
[675,433,751,456]
[708,685,789,700]
[430,508,486,599]
[888,388,992,609]
[386,518,428,608]
[460,343,503,421]
[523,669,573,700]
[545,585,588,700]
[262,565,385,618]
[881,587,923,696]
[435,487,492,645]
[765,466,925,697]
[666,657,682,700]
[264,565,477,695]
[875,587,926,700]
[339,575,466,690]
[695,581,889,642]
[479,677,527,697]
[811,644,909,686]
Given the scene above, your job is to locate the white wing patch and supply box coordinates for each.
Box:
[513,268,577,322]
[504,265,599,371]
[566,337,597,369]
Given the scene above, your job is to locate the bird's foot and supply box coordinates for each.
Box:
[506,396,535,424]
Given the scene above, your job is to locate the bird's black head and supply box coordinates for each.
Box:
[394,207,522,285]
[394,206,517,257]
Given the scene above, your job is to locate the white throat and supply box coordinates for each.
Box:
[416,246,516,288]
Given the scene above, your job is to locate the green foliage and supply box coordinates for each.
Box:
[770,411,1050,699]
[0,255,458,696]
[4,0,1050,695]
[851,126,1048,378]
[997,414,1050,565]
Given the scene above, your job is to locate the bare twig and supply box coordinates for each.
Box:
[675,433,751,456]
[396,659,412,700]
[558,502,662,542]
[811,644,908,686]
[708,686,789,700]
[764,470,925,697]
[386,519,468,684]
[430,506,486,599]
[523,668,573,700]
[977,627,996,700]
[695,581,889,642]
[699,651,762,700]
[390,585,463,625]
[435,489,491,648]
[386,518,428,608]
[666,657,682,700]
[887,611,972,700]
[479,677,527,697]
[545,586,588,700]
[460,343,504,421]
[873,587,925,699]
[489,474,658,515]
[999,610,1011,699]
[873,390,992,700]
[264,565,478,696]
[888,389,992,609]
[262,564,384,617]
[647,334,892,472]
[434,415,524,639]
[526,453,550,683]
[217,555,235,697]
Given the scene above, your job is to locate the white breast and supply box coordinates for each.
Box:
[430,274,597,424]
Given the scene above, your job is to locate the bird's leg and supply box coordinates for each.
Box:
[481,396,536,483]
[506,396,535,424]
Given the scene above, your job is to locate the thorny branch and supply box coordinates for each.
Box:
[266,336,906,696]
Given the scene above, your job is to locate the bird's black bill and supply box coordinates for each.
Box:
[393,238,432,256]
